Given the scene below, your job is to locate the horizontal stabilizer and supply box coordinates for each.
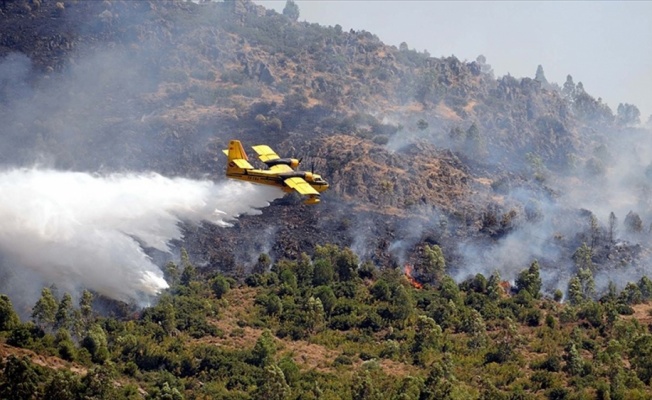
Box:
[231,158,254,169]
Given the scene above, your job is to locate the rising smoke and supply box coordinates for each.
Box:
[0,168,283,306]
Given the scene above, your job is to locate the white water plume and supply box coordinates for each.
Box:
[0,168,283,304]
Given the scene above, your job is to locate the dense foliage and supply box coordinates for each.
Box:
[2,245,652,399]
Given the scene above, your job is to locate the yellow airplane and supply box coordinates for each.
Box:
[223,140,329,204]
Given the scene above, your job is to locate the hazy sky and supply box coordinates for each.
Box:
[261,1,652,122]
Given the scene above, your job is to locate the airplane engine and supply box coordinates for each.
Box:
[265,158,301,169]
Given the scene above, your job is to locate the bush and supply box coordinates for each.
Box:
[333,354,353,366]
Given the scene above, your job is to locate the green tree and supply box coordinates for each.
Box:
[370,279,392,302]
[179,248,196,286]
[487,272,504,300]
[305,296,325,333]
[54,292,73,331]
[251,329,276,367]
[515,260,542,299]
[412,315,442,366]
[534,64,548,84]
[264,294,283,316]
[282,0,300,21]
[255,364,291,400]
[568,277,583,305]
[295,252,314,287]
[210,274,230,299]
[314,285,336,316]
[254,253,272,274]
[564,343,584,376]
[80,366,116,399]
[417,244,446,284]
[149,381,184,400]
[351,369,380,400]
[43,370,82,400]
[639,276,652,300]
[164,261,180,286]
[630,334,652,385]
[335,247,359,281]
[31,287,58,331]
[420,362,454,400]
[313,259,334,286]
[461,309,487,349]
[0,294,19,332]
[55,328,77,362]
[577,267,596,300]
[573,242,594,272]
[79,289,93,323]
[391,285,414,326]
[0,356,40,400]
[81,324,109,364]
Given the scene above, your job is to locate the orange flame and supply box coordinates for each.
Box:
[404,264,423,289]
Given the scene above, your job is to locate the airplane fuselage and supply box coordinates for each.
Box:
[226,169,329,193]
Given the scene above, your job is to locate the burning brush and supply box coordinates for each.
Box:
[404,264,423,289]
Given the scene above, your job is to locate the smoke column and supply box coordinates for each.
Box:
[0,168,283,304]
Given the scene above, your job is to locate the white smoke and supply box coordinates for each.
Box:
[0,168,283,304]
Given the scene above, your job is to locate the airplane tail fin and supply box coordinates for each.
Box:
[223,140,253,174]
[224,140,248,161]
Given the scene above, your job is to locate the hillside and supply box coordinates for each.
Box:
[2,0,652,398]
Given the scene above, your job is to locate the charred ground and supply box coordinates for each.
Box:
[0,0,650,300]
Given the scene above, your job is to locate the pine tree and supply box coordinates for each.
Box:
[608,212,617,243]
[210,274,230,299]
[255,364,291,400]
[418,244,446,283]
[164,261,180,286]
[568,277,583,305]
[577,267,596,299]
[624,211,643,233]
[79,290,93,321]
[534,65,548,85]
[515,260,542,299]
[54,293,73,331]
[335,247,359,281]
[564,343,584,376]
[562,75,576,100]
[305,297,325,333]
[573,243,593,272]
[412,316,442,365]
[282,0,300,21]
[32,287,58,331]
[251,329,276,367]
[81,324,109,364]
[253,253,272,274]
[0,294,19,332]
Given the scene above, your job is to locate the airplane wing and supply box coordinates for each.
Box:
[251,145,280,162]
[284,176,320,196]
[252,144,294,172]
